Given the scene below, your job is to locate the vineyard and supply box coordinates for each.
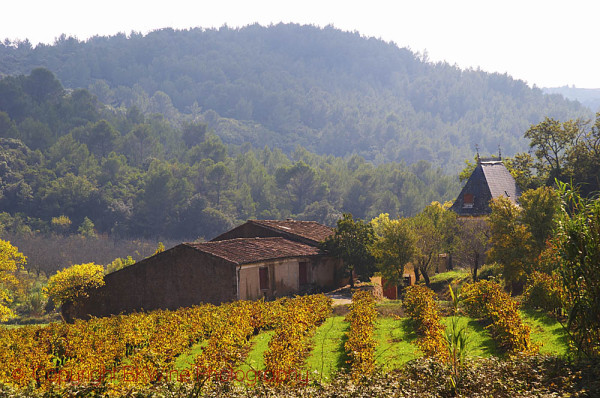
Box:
[0,285,594,397]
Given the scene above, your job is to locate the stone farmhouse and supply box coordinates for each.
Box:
[64,220,343,321]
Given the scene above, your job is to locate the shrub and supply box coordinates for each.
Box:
[194,300,258,382]
[0,303,217,392]
[264,294,331,383]
[403,285,448,361]
[43,262,104,306]
[555,182,600,358]
[345,290,377,379]
[461,280,535,354]
[477,262,502,280]
[535,241,563,274]
[523,271,564,314]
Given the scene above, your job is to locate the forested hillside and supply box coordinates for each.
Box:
[0,69,459,242]
[0,23,592,170]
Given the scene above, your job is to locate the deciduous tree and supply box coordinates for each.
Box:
[411,202,457,286]
[0,239,26,321]
[487,197,535,293]
[519,186,560,251]
[44,262,104,307]
[320,213,375,288]
[370,213,415,288]
[524,117,582,184]
[456,217,489,281]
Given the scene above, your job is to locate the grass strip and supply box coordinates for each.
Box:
[374,317,421,369]
[306,315,349,382]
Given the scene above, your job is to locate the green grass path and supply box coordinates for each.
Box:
[441,316,498,357]
[306,316,349,382]
[238,330,275,372]
[521,309,569,356]
[374,317,420,369]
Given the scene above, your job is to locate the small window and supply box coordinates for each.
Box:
[463,193,474,208]
[259,267,269,291]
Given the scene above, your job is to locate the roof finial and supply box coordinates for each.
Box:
[498,145,502,160]
[475,144,480,163]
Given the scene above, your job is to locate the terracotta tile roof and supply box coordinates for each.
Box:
[247,220,334,244]
[185,237,322,265]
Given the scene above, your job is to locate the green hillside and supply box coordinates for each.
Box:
[0,69,460,242]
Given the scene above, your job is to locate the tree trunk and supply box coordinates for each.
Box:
[473,251,479,281]
[397,267,405,288]
[349,267,355,288]
[413,265,420,283]
[420,266,431,286]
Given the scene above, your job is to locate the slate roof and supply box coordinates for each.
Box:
[450,159,521,216]
[481,161,520,200]
[185,237,322,265]
[210,219,334,246]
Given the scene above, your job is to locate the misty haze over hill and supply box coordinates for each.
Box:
[0,23,593,172]
[542,86,600,112]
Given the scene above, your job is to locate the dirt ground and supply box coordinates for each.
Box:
[325,280,385,316]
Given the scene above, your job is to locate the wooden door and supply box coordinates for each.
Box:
[299,262,308,286]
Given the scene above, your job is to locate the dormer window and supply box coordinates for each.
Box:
[463,193,474,208]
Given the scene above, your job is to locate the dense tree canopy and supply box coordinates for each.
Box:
[487,187,561,293]
[0,69,460,244]
[509,113,600,196]
[43,262,105,306]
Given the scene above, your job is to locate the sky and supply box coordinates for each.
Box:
[2,0,599,88]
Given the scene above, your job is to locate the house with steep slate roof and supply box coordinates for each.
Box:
[450,156,521,217]
[64,220,342,321]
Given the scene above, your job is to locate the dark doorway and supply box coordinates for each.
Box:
[259,267,269,291]
[299,262,308,286]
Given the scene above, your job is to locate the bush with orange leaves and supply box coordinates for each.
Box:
[345,290,377,379]
[462,280,536,354]
[263,294,331,383]
[402,285,448,361]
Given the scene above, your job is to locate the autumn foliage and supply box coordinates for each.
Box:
[0,304,216,394]
[194,300,262,381]
[43,262,105,306]
[523,271,564,314]
[344,290,377,379]
[402,285,448,361]
[264,294,331,383]
[0,239,26,321]
[461,280,535,354]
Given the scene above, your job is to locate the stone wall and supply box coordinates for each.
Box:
[65,244,237,321]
